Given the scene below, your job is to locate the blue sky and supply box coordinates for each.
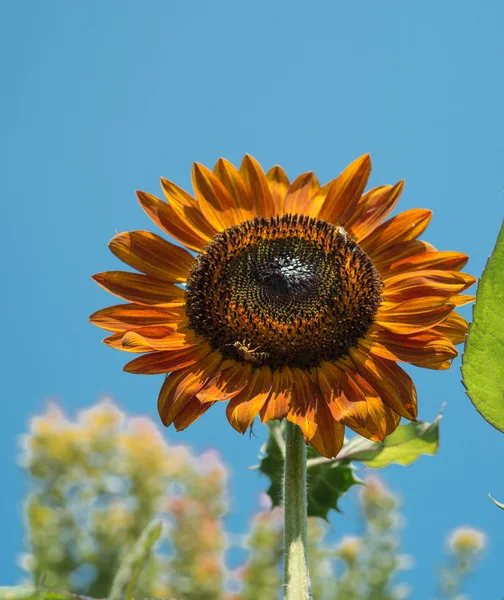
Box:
[1,1,503,596]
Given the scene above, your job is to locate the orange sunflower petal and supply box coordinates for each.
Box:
[109,231,194,283]
[449,294,476,307]
[432,312,468,345]
[226,367,273,433]
[160,178,218,240]
[317,361,368,426]
[338,361,401,441]
[373,240,437,273]
[317,154,371,225]
[214,158,255,212]
[346,181,404,242]
[121,327,197,352]
[266,165,290,214]
[158,352,222,426]
[136,190,211,252]
[103,332,148,352]
[92,272,185,307]
[260,367,292,422]
[89,304,185,332]
[173,397,215,431]
[351,398,401,442]
[376,297,455,334]
[283,172,320,218]
[124,342,212,374]
[240,155,277,218]
[383,270,477,301]
[285,369,317,441]
[197,361,253,402]
[350,348,417,420]
[364,329,458,368]
[310,399,345,459]
[360,209,432,256]
[386,251,469,275]
[192,162,253,230]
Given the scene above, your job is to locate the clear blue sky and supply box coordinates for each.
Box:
[1,1,503,597]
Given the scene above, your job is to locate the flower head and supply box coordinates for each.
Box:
[447,527,487,555]
[90,155,475,458]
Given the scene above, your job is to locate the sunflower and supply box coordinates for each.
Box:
[90,155,475,459]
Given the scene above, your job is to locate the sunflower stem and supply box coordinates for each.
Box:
[283,421,311,600]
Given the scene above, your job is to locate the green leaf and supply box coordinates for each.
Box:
[462,220,504,432]
[337,413,442,468]
[108,520,163,600]
[305,446,361,520]
[255,422,361,520]
[489,494,504,510]
[256,416,441,519]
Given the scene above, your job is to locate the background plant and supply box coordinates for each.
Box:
[0,400,487,600]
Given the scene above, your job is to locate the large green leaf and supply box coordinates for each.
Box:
[462,220,504,432]
[336,413,442,468]
[255,422,361,521]
[108,520,162,600]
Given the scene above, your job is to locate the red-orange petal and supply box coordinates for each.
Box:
[197,361,253,402]
[449,294,476,307]
[318,154,371,225]
[160,178,218,240]
[89,304,185,332]
[266,165,290,214]
[383,270,477,301]
[317,361,368,427]
[376,297,455,334]
[109,231,194,283]
[385,251,469,275]
[300,180,336,219]
[173,397,215,431]
[192,162,253,230]
[361,209,432,257]
[346,181,404,242]
[92,271,186,307]
[364,329,458,368]
[260,367,292,422]
[214,158,255,212]
[373,240,437,274]
[136,190,211,252]
[350,395,401,442]
[121,327,197,352]
[350,348,417,420]
[103,332,149,352]
[283,172,320,218]
[285,369,317,441]
[240,155,277,218]
[226,367,273,433]
[310,399,345,459]
[158,352,222,426]
[123,342,212,374]
[432,312,468,345]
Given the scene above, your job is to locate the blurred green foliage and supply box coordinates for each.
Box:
[0,400,487,600]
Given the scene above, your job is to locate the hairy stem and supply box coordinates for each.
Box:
[283,421,311,600]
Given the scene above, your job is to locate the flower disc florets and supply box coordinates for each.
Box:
[185,214,383,370]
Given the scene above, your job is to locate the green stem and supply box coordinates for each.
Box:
[283,421,311,600]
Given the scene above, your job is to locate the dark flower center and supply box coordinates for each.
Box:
[185,214,383,370]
